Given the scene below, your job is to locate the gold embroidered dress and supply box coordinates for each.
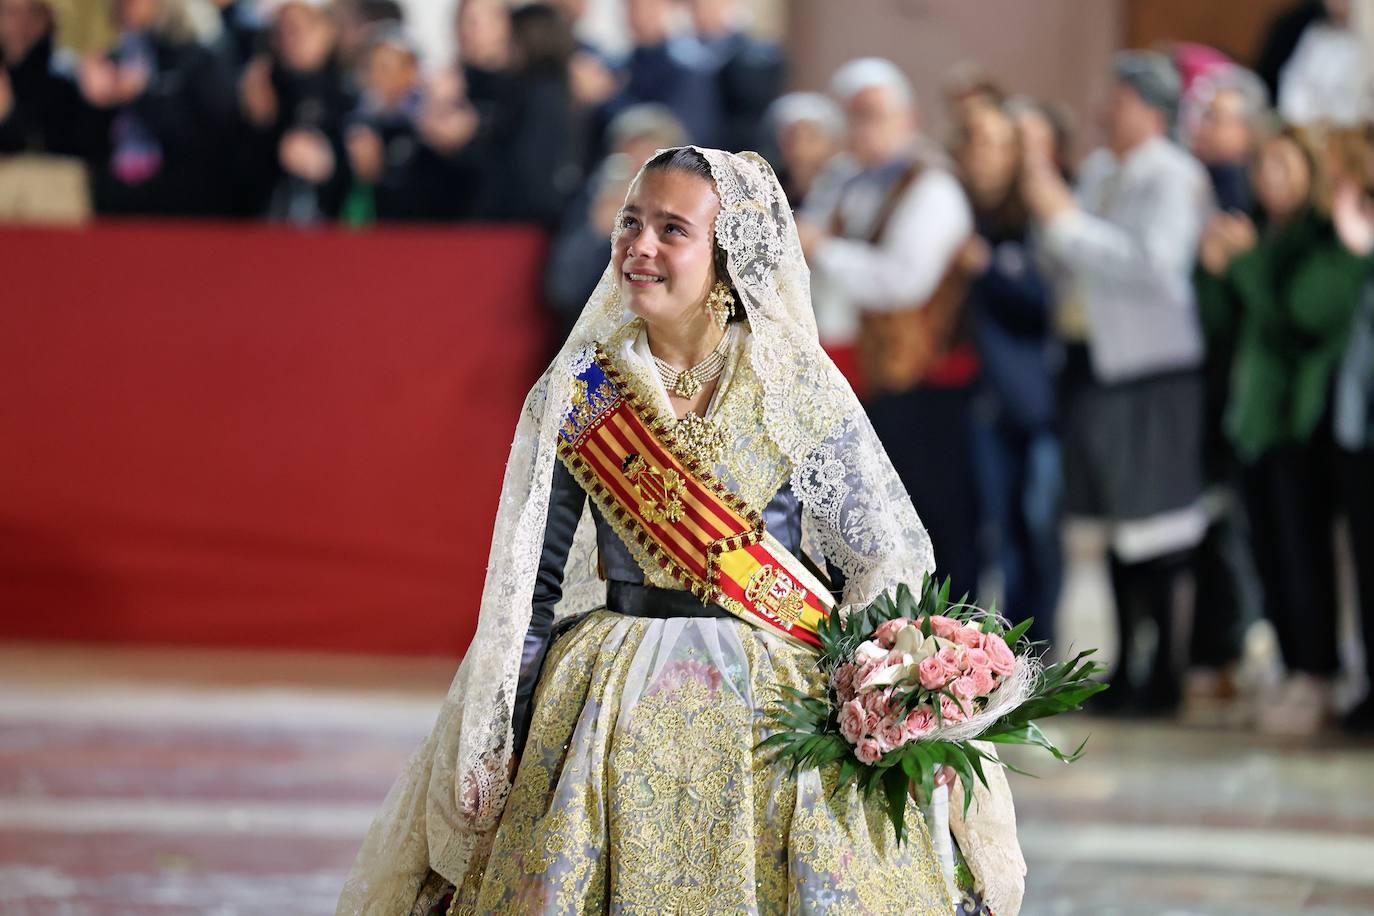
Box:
[441,322,952,915]
[336,149,1024,916]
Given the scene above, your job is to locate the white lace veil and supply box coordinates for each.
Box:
[336,148,936,915]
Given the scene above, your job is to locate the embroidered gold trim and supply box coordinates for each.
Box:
[556,344,767,605]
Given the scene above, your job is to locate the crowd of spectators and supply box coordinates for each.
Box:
[0,0,782,223]
[5,0,1374,737]
[782,0,1374,739]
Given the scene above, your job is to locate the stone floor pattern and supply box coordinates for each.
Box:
[0,640,1371,916]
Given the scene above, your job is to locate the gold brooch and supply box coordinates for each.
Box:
[675,412,726,465]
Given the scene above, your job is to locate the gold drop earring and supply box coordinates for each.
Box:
[706,281,733,331]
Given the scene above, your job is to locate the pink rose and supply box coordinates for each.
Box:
[839,698,867,744]
[861,688,892,720]
[917,655,949,690]
[873,617,908,649]
[952,625,984,648]
[969,667,996,697]
[902,707,935,740]
[927,615,961,639]
[855,737,885,765]
[940,694,968,723]
[964,647,991,671]
[832,663,857,701]
[981,632,1017,677]
[951,675,979,700]
[876,716,906,751]
[936,646,964,677]
[853,658,883,691]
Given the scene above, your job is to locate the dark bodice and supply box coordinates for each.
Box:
[512,460,803,753]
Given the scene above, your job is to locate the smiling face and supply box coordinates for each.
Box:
[611,168,722,327]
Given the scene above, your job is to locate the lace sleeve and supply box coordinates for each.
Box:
[791,408,936,610]
[948,743,1027,916]
[513,460,587,756]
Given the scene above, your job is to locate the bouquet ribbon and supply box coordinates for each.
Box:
[558,347,833,650]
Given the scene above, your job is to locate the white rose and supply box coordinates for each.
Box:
[855,640,887,662]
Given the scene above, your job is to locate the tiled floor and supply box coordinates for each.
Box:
[0,640,1371,916]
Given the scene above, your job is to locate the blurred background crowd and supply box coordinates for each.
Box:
[0,0,786,224]
[4,0,1374,737]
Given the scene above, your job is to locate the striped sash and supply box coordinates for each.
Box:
[558,348,834,650]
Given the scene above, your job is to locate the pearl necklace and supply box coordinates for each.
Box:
[652,326,733,398]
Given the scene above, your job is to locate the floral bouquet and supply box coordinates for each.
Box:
[760,575,1107,842]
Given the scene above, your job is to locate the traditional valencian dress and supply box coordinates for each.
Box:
[336,149,1025,916]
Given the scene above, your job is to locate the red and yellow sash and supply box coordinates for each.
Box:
[558,348,833,650]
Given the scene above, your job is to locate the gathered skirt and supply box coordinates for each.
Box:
[423,609,967,916]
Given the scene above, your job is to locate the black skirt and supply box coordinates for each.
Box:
[1060,345,1204,522]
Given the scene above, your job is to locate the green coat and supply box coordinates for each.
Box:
[1195,210,1369,462]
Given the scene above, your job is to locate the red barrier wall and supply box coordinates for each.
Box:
[0,221,551,655]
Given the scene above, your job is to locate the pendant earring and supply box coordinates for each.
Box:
[706,281,733,330]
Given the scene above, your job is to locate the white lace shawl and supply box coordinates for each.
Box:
[336,148,1021,915]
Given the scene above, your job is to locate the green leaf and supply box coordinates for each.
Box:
[860,767,881,800]
[943,746,978,813]
[754,732,799,752]
[965,744,989,788]
[883,766,909,844]
[1002,617,1034,648]
[896,582,916,616]
[915,746,938,803]
[899,750,923,782]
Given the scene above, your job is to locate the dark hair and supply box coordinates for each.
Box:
[950,99,1028,236]
[510,3,574,78]
[359,0,404,24]
[642,147,745,322]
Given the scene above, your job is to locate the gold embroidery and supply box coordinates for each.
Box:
[695,327,792,515]
[740,633,955,916]
[621,453,686,525]
[455,612,953,916]
[562,376,616,444]
[744,563,808,631]
[674,411,727,465]
[572,321,790,592]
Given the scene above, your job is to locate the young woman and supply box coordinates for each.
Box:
[337,147,1024,916]
[1198,125,1369,734]
[954,99,1061,651]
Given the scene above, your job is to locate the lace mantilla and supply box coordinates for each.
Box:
[336,148,938,916]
